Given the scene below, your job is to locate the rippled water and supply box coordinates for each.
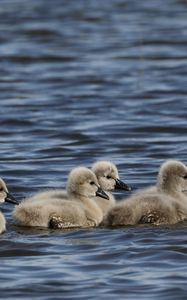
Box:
[0,0,187,299]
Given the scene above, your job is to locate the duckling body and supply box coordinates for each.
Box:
[14,198,88,228]
[105,193,183,226]
[13,167,108,229]
[104,160,187,226]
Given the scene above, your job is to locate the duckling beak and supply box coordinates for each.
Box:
[115,179,131,191]
[96,187,109,200]
[5,193,19,205]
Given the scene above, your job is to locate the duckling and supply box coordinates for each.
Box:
[91,161,131,216]
[13,167,109,229]
[104,160,187,226]
[23,161,131,218]
[0,178,18,234]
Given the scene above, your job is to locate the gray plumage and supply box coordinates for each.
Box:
[104,160,187,226]
[14,161,130,222]
[13,167,106,228]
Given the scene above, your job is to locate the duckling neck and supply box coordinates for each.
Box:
[68,191,90,202]
[79,195,100,209]
[158,182,183,199]
[80,195,103,224]
[67,191,103,222]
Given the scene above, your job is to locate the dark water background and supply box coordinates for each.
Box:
[0,0,187,299]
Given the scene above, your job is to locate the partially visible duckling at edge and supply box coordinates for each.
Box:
[104,160,187,226]
[0,178,18,234]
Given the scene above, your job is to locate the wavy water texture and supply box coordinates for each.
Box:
[0,0,187,299]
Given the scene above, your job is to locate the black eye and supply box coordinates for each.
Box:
[90,181,95,185]
[183,175,187,179]
[106,175,111,179]
[0,188,3,192]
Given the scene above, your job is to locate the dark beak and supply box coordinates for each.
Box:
[5,193,19,205]
[115,178,131,191]
[96,187,109,200]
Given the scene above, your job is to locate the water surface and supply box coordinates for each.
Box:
[0,0,187,299]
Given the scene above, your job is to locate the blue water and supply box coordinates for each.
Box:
[0,0,187,299]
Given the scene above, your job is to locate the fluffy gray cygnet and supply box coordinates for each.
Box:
[104,160,187,226]
[13,167,109,229]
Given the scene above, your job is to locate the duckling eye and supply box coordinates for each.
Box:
[106,175,111,179]
[183,175,187,179]
[0,188,3,192]
[90,181,95,185]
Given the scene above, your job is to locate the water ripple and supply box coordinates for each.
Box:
[0,0,187,299]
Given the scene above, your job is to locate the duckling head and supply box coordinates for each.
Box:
[157,160,187,194]
[0,178,18,205]
[92,161,131,192]
[67,167,109,200]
